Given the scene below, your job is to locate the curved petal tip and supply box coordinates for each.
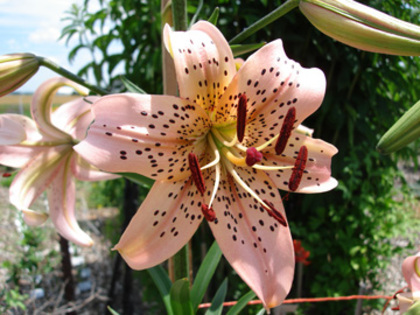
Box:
[22,208,48,226]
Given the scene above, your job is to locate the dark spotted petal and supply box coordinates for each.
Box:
[75,93,211,182]
[163,21,236,113]
[214,40,325,149]
[207,167,294,309]
[113,178,203,269]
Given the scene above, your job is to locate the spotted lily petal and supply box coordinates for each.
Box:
[208,168,294,308]
[217,39,326,133]
[9,145,71,213]
[114,178,203,269]
[164,22,236,112]
[262,135,338,193]
[74,94,211,181]
[47,154,94,247]
[31,77,88,140]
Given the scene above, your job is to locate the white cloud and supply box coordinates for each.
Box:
[29,26,62,44]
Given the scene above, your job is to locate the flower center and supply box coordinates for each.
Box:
[189,102,308,223]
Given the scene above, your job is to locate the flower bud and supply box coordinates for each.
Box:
[377,100,420,154]
[0,53,40,97]
[299,0,420,56]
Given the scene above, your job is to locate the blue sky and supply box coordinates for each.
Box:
[0,0,98,93]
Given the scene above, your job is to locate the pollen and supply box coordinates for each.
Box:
[275,107,296,155]
[188,152,205,196]
[288,145,308,191]
[236,94,247,143]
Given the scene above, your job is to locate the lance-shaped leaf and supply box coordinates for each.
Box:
[170,279,194,315]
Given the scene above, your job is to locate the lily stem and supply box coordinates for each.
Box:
[38,57,109,96]
[172,0,188,31]
[229,0,300,44]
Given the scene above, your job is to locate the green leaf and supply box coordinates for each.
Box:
[231,42,266,57]
[170,279,194,315]
[191,241,223,311]
[406,300,420,315]
[225,290,256,315]
[119,75,147,94]
[207,7,220,25]
[205,278,228,315]
[106,306,120,315]
[147,265,173,315]
[256,307,266,315]
[119,172,154,188]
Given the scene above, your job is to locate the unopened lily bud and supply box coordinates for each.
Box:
[377,100,420,154]
[0,53,40,97]
[299,0,420,56]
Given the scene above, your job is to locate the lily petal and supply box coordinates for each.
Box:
[163,21,236,112]
[75,94,210,181]
[114,178,203,269]
[51,96,99,140]
[208,168,294,308]
[402,253,420,297]
[9,145,71,212]
[0,114,27,145]
[22,209,48,226]
[31,77,88,140]
[216,40,326,142]
[71,153,119,181]
[47,154,94,247]
[263,134,338,193]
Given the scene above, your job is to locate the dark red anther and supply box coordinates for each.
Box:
[262,199,287,227]
[288,145,308,192]
[188,152,205,196]
[201,204,216,222]
[236,94,247,143]
[2,172,11,178]
[275,107,296,155]
[245,147,263,166]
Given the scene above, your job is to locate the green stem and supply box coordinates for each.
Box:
[172,244,190,281]
[38,57,109,96]
[172,0,188,31]
[229,0,300,44]
[167,0,190,282]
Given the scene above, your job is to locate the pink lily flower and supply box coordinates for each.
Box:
[0,77,118,246]
[398,252,420,313]
[75,21,337,308]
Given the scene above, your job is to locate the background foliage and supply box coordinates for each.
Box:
[61,0,420,313]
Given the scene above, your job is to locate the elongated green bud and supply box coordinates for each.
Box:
[299,0,420,56]
[0,53,40,97]
[377,100,420,154]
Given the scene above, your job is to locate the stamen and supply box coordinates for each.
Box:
[201,204,216,222]
[188,152,205,196]
[208,163,221,208]
[245,147,263,166]
[275,107,296,155]
[288,145,308,191]
[236,94,247,143]
[262,199,288,227]
[222,147,247,167]
[201,135,220,170]
[2,172,11,177]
